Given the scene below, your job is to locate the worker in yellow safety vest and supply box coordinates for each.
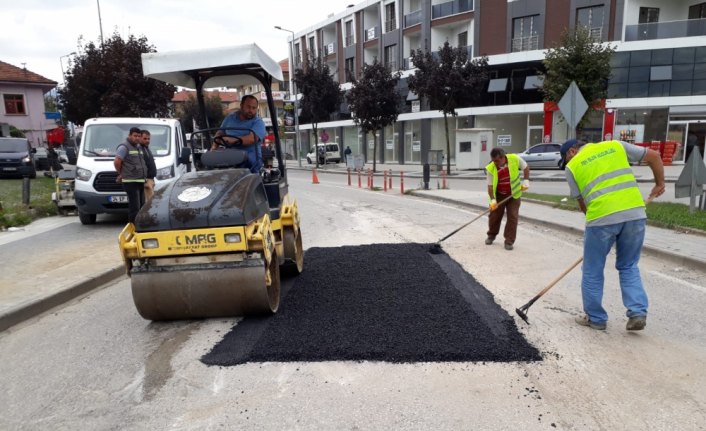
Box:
[560,139,665,332]
[485,147,530,251]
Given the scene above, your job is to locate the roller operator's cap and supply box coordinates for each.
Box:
[560,139,578,169]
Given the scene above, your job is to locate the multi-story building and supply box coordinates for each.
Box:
[285,0,706,166]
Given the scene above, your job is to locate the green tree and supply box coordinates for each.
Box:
[58,33,175,125]
[408,42,488,173]
[293,55,343,168]
[347,60,401,172]
[540,27,615,134]
[177,93,225,134]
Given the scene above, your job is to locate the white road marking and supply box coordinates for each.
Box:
[647,270,706,294]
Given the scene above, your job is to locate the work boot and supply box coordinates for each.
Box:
[504,243,514,250]
[575,314,606,330]
[626,315,647,331]
[485,237,494,245]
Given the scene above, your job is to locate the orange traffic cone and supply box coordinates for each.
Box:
[312,168,320,184]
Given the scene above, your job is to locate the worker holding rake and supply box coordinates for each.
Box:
[560,139,665,331]
[485,147,530,251]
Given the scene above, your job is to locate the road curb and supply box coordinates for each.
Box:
[0,266,125,333]
[409,191,705,271]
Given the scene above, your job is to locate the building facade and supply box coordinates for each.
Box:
[286,0,706,167]
[0,60,57,147]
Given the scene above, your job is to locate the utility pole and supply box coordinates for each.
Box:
[97,0,105,47]
[275,26,302,167]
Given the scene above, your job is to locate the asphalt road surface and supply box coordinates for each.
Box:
[0,170,704,430]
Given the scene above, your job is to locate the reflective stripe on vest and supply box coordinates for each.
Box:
[566,141,643,222]
[485,153,523,199]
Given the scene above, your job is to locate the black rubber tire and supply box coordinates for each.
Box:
[78,211,97,225]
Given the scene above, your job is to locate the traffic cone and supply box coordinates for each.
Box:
[312,168,320,184]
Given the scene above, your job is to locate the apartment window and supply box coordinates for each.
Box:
[384,44,398,71]
[488,78,508,92]
[576,5,604,41]
[345,20,354,46]
[345,57,355,82]
[638,7,659,24]
[689,2,706,19]
[294,43,301,66]
[3,94,26,115]
[512,15,538,52]
[308,36,316,57]
[385,2,397,32]
[458,31,468,48]
[651,66,672,81]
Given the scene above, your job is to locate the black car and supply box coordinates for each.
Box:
[0,137,37,178]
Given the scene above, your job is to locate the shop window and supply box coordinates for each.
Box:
[650,66,672,81]
[670,80,693,96]
[650,49,672,66]
[3,94,26,115]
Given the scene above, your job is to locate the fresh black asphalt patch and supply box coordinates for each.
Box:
[202,243,541,366]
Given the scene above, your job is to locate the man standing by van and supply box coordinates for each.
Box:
[140,129,157,201]
[212,94,265,173]
[114,127,148,224]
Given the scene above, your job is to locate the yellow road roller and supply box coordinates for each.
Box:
[118,44,303,320]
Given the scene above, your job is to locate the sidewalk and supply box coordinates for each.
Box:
[0,166,703,332]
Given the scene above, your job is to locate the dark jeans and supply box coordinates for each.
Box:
[123,181,145,224]
[487,193,521,245]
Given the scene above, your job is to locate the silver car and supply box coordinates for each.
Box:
[517,143,563,169]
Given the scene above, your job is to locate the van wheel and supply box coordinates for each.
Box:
[79,211,97,225]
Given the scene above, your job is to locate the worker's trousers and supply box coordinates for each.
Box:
[582,219,649,324]
[486,193,521,245]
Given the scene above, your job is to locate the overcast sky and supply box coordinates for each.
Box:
[3,0,356,85]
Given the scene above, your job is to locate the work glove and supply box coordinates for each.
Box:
[489,199,497,211]
[522,179,530,191]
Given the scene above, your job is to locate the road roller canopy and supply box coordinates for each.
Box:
[141,43,284,89]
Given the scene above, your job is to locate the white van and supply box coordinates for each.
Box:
[74,117,191,224]
[306,142,341,164]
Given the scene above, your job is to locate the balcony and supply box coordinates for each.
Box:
[345,35,354,47]
[365,26,380,41]
[624,18,706,42]
[404,10,422,28]
[432,0,473,20]
[385,60,398,71]
[323,43,336,56]
[511,35,539,52]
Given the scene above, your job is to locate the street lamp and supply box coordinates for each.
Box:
[59,52,76,85]
[274,25,301,167]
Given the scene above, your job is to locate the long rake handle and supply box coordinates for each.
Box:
[527,256,584,306]
[436,195,513,243]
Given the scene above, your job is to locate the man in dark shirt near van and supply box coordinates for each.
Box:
[140,129,157,201]
[114,127,148,224]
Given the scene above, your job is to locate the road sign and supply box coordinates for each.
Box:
[675,147,706,213]
[557,81,589,132]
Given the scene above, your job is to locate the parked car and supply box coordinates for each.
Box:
[34,147,50,170]
[517,143,563,169]
[306,143,341,164]
[0,137,37,178]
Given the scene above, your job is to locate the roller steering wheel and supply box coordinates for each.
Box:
[214,135,243,148]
